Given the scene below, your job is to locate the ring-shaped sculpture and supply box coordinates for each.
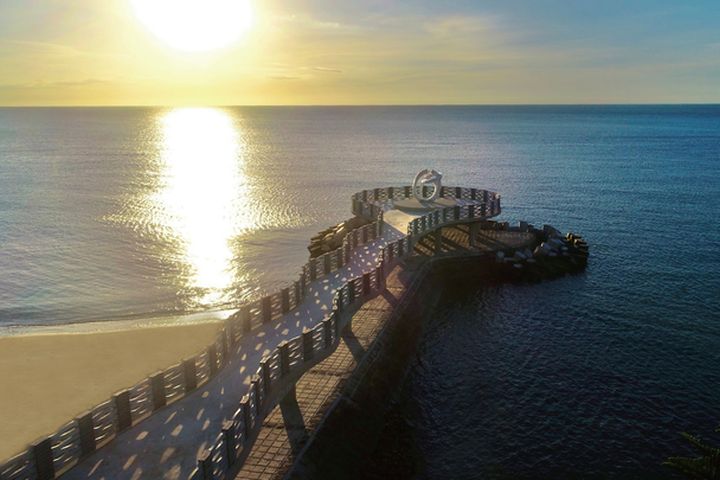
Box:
[412,168,443,203]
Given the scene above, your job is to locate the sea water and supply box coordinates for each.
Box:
[0,105,718,476]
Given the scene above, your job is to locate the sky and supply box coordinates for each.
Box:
[0,0,719,106]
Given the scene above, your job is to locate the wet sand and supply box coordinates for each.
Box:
[0,321,221,461]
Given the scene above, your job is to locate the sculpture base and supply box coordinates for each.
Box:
[393,197,460,212]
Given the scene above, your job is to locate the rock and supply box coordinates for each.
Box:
[544,224,562,238]
[519,221,528,232]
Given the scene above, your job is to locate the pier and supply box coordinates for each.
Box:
[0,182,587,480]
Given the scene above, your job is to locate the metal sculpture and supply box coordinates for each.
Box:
[412,169,443,202]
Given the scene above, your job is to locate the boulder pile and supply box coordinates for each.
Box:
[308,216,372,258]
[494,222,589,277]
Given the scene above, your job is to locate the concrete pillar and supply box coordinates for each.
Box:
[241,398,252,438]
[294,281,301,307]
[198,450,213,480]
[183,358,197,392]
[262,296,272,323]
[323,318,332,348]
[150,372,166,410]
[362,273,371,295]
[114,390,132,432]
[222,419,237,466]
[261,361,271,396]
[279,341,290,377]
[309,258,317,281]
[241,305,251,334]
[281,287,290,313]
[470,222,479,248]
[76,412,96,457]
[208,345,218,376]
[32,438,54,480]
[302,329,314,362]
[251,377,262,413]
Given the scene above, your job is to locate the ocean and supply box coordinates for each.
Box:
[0,105,718,477]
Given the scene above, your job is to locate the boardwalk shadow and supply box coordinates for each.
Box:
[279,388,309,456]
[341,324,367,364]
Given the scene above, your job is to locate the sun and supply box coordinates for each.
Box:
[131,0,253,52]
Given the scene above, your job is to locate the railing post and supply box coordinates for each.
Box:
[348,281,355,303]
[278,341,290,377]
[281,287,290,314]
[241,398,252,439]
[300,271,307,298]
[183,358,198,392]
[76,411,96,457]
[333,311,340,338]
[336,289,344,311]
[324,254,331,274]
[362,273,371,296]
[241,305,251,334]
[434,229,442,254]
[398,238,405,257]
[150,372,166,410]
[31,438,54,480]
[219,330,228,365]
[344,242,351,264]
[251,376,262,413]
[262,296,272,323]
[222,419,237,466]
[376,265,384,288]
[471,189,477,200]
[469,204,475,218]
[323,318,332,348]
[198,449,214,480]
[302,328,314,362]
[454,205,460,220]
[208,344,218,376]
[294,281,301,308]
[455,186,462,198]
[309,258,317,281]
[388,186,394,199]
[261,361,271,397]
[114,390,132,432]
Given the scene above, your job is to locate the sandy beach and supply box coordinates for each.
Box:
[0,321,222,461]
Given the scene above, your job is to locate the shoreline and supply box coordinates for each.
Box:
[0,308,235,337]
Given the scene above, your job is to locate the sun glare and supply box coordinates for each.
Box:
[154,108,252,306]
[131,0,253,52]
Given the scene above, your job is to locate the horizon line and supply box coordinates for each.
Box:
[1,102,719,108]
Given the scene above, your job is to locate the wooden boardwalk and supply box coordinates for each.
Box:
[5,186,502,480]
[231,226,535,480]
[234,265,411,480]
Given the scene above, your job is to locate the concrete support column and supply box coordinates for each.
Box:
[470,222,479,248]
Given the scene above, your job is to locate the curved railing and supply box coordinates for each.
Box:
[0,185,499,480]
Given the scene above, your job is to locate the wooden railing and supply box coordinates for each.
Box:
[0,185,499,480]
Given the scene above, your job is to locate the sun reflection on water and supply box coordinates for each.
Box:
[153,107,250,306]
